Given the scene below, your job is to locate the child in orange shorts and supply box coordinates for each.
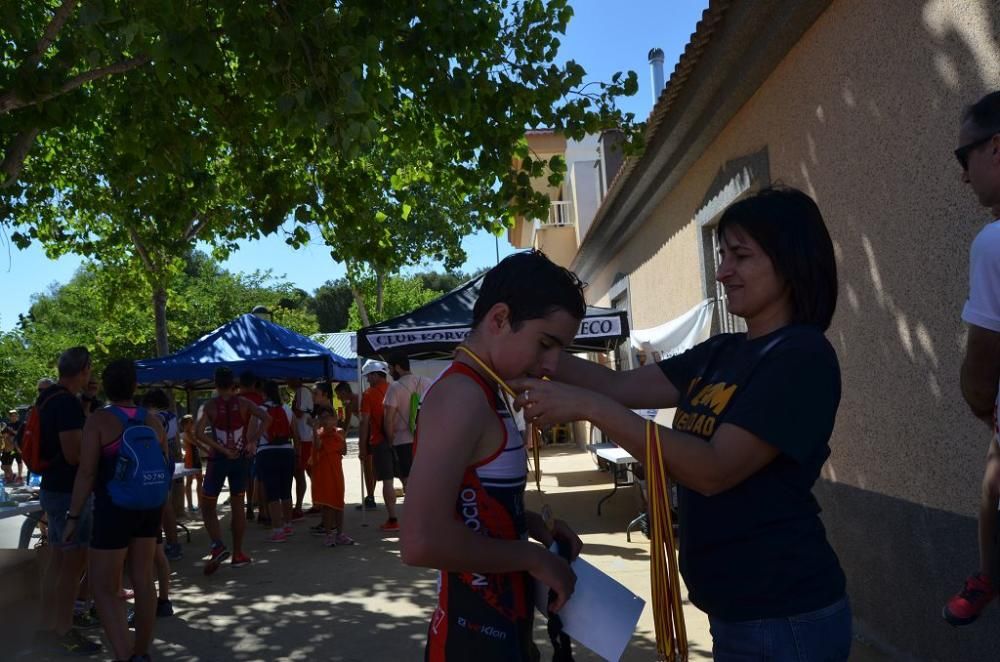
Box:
[310,383,352,546]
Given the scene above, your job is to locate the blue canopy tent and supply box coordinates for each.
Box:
[135,314,355,389]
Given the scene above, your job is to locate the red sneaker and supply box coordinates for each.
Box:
[379,519,400,532]
[944,573,997,626]
[231,552,253,568]
[203,543,230,577]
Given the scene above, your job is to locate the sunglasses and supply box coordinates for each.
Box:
[955,133,997,170]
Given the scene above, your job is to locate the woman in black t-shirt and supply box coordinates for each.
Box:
[511,187,850,661]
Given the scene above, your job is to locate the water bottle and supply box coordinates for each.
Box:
[28,472,41,487]
[0,475,8,503]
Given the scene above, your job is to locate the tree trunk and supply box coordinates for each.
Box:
[375,270,385,317]
[346,269,371,328]
[153,287,170,356]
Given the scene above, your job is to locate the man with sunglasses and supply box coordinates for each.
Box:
[944,91,1000,626]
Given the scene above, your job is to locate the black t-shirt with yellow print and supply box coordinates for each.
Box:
[657,324,846,621]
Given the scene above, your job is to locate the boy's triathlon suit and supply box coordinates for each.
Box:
[418,362,535,662]
[203,396,248,498]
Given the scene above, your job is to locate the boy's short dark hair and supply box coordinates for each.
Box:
[314,382,333,400]
[141,388,170,410]
[102,359,137,402]
[964,91,1000,133]
[717,186,838,331]
[334,382,352,394]
[215,367,235,389]
[385,352,410,371]
[239,370,258,389]
[472,250,586,330]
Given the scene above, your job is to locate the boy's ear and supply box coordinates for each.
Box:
[485,302,512,335]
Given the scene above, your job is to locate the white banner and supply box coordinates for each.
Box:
[630,299,715,364]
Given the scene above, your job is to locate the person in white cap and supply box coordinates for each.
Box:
[358,360,398,531]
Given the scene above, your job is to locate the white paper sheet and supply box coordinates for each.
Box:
[535,545,646,662]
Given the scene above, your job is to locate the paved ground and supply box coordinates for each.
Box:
[6,438,887,661]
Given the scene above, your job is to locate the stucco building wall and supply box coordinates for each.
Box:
[581,0,1000,657]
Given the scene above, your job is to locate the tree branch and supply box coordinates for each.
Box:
[1,128,40,189]
[184,217,208,242]
[27,0,80,68]
[126,226,156,274]
[0,55,150,115]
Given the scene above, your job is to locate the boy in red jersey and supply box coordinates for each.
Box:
[401,251,584,661]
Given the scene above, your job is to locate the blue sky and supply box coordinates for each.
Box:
[0,0,708,331]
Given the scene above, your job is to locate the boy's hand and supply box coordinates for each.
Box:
[551,519,583,561]
[529,546,577,612]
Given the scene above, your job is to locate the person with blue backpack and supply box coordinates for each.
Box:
[64,358,171,662]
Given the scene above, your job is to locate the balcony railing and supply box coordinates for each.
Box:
[534,200,575,230]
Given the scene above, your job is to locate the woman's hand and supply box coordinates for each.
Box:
[508,378,600,427]
[63,518,77,546]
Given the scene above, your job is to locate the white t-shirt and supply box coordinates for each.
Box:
[963,220,1000,332]
[292,386,314,442]
[383,374,433,446]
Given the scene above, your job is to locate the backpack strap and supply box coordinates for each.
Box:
[104,405,147,426]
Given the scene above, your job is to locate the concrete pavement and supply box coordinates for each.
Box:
[9,437,886,660]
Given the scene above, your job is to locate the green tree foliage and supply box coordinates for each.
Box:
[308,270,476,333]
[1,252,317,407]
[3,1,639,352]
[345,274,440,331]
[308,279,354,333]
[415,269,486,294]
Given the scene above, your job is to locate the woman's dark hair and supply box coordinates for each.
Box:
[102,359,137,402]
[262,380,281,404]
[314,382,333,401]
[334,381,353,395]
[141,388,170,410]
[472,250,586,330]
[717,186,838,330]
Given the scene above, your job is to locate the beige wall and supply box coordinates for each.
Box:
[583,1,1000,657]
[533,225,577,269]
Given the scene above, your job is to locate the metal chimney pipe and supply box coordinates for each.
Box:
[648,47,665,105]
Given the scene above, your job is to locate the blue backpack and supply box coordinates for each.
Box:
[106,406,171,510]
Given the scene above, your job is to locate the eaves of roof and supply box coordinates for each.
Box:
[572,0,834,282]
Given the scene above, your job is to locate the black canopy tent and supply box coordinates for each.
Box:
[356,275,629,359]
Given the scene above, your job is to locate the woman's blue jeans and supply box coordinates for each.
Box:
[709,594,852,661]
